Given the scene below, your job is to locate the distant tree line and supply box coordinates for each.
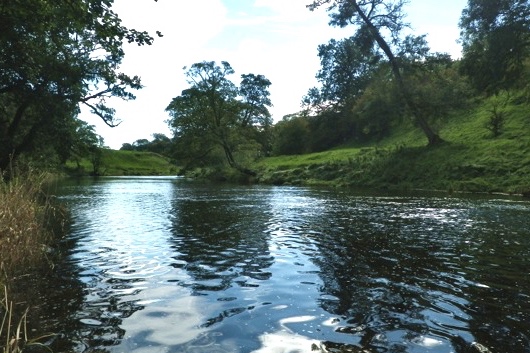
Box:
[119,0,530,174]
[160,0,530,167]
[120,133,172,156]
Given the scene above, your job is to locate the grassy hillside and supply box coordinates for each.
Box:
[66,150,179,176]
[254,91,530,194]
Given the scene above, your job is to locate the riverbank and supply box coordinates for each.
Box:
[64,149,178,177]
[250,92,530,195]
[67,90,530,195]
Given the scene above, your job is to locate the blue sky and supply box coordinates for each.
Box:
[82,0,467,149]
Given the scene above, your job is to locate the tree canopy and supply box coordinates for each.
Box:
[307,0,444,145]
[459,0,530,93]
[0,0,157,171]
[303,36,380,113]
[165,61,272,175]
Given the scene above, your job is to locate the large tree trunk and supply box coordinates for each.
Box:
[353,1,444,146]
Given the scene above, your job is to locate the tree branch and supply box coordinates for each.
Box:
[81,101,121,127]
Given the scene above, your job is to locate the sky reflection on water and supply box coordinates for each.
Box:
[47,177,530,353]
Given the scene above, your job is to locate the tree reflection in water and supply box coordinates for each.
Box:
[307,195,530,353]
[168,184,275,326]
[24,180,530,353]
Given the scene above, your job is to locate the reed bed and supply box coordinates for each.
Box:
[0,171,63,272]
[0,171,65,352]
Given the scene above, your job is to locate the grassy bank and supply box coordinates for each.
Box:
[65,149,179,176]
[66,90,530,194]
[253,92,530,194]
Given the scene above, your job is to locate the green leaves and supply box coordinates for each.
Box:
[0,0,155,170]
[459,0,530,93]
[304,36,379,113]
[307,0,444,145]
[165,61,272,173]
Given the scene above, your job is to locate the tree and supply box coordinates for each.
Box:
[484,91,510,137]
[120,143,135,151]
[303,36,384,146]
[351,68,402,140]
[133,139,150,151]
[148,133,172,156]
[303,36,380,113]
[459,0,530,93]
[119,134,172,156]
[88,135,106,176]
[70,120,101,169]
[272,114,310,155]
[0,0,158,172]
[307,0,444,145]
[403,54,472,125]
[165,61,272,176]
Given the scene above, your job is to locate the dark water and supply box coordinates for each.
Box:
[32,177,530,352]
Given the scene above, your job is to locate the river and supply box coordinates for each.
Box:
[31,176,530,352]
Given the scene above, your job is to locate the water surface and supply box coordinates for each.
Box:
[41,177,530,352]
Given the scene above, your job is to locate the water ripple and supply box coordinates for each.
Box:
[44,179,530,353]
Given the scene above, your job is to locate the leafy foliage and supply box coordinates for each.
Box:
[120,134,173,157]
[0,0,156,171]
[61,119,105,175]
[459,0,530,93]
[484,91,511,137]
[303,36,379,112]
[165,61,272,175]
[350,69,401,139]
[307,0,443,145]
[402,55,472,124]
[272,114,311,155]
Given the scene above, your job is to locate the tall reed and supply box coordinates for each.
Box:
[0,171,63,272]
[0,171,64,352]
[1,286,53,353]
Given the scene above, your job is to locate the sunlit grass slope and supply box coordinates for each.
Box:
[66,150,178,176]
[255,91,530,194]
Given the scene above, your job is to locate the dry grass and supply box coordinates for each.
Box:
[1,286,29,353]
[0,171,62,272]
[1,286,53,353]
[0,171,63,353]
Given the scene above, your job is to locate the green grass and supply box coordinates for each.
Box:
[66,150,179,176]
[253,91,530,194]
[255,148,362,169]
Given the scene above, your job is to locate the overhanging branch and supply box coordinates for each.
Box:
[81,101,121,127]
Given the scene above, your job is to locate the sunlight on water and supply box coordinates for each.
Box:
[253,331,320,353]
[119,286,207,349]
[45,178,530,353]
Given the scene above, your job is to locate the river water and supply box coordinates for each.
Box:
[34,176,530,352]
